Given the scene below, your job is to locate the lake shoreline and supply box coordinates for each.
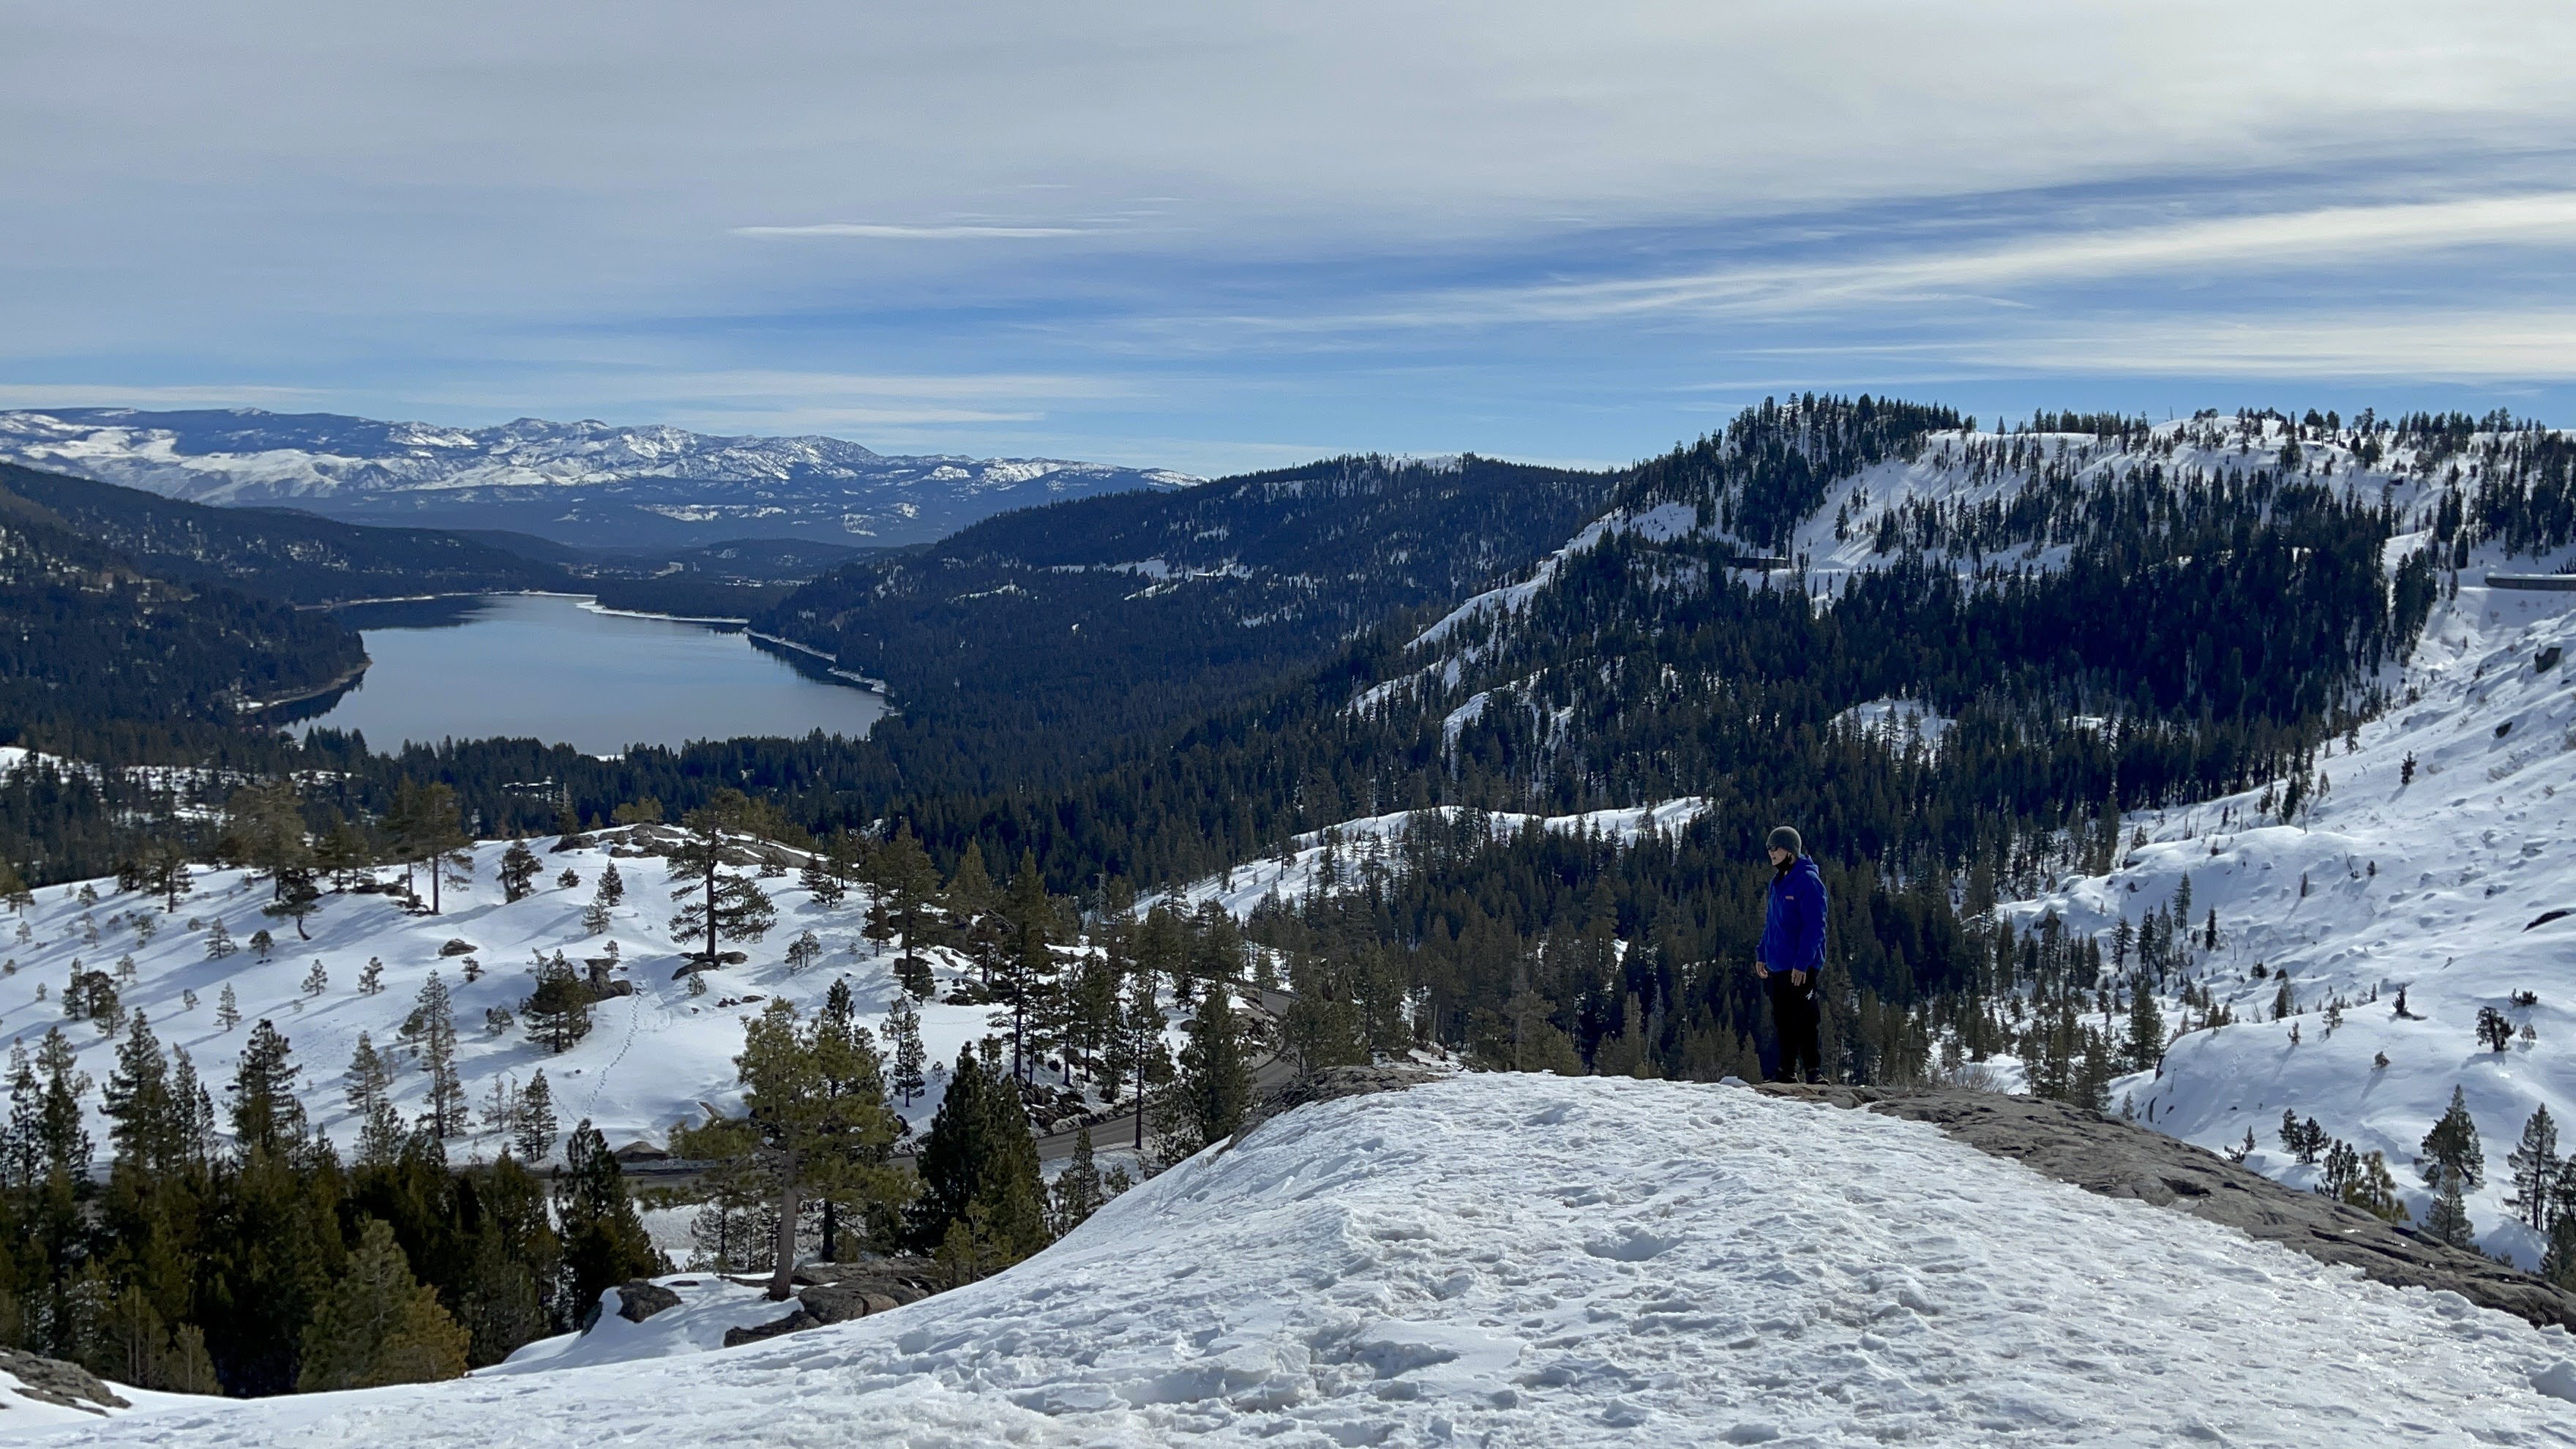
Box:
[291,593,890,752]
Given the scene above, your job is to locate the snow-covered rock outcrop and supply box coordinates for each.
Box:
[42,1076,2576,1445]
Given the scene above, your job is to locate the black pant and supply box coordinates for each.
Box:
[1766,970,1822,1082]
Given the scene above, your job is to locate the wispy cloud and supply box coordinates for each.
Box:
[730,223,1106,239]
[1229,192,2576,334]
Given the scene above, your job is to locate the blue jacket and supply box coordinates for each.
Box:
[1760,855,1827,976]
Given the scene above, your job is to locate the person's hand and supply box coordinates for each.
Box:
[1789,970,1807,986]
[1753,960,1768,979]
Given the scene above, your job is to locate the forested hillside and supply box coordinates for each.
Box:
[756,454,1621,790]
[0,482,364,727]
[0,464,562,606]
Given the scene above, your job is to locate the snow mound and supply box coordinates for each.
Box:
[48,1077,2576,1445]
[478,1276,790,1379]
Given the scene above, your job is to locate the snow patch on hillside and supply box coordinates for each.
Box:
[0,832,1182,1162]
[37,1076,2576,1446]
[1832,698,1952,751]
[1999,580,2576,1263]
[1161,799,1710,921]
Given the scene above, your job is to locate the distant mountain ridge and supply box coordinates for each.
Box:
[0,408,1196,550]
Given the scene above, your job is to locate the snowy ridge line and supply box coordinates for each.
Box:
[0,408,1202,503]
[40,1077,2576,1445]
[1380,416,2576,728]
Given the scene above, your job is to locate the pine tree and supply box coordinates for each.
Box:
[785,929,823,974]
[905,1045,1047,1268]
[799,844,845,906]
[296,1218,471,1390]
[2476,1006,2515,1052]
[519,955,594,1053]
[141,839,192,913]
[2505,1105,2561,1231]
[262,864,321,940]
[595,861,624,907]
[995,850,1060,1082]
[217,781,313,902]
[100,1011,180,1174]
[1161,982,1251,1161]
[205,918,235,959]
[666,790,776,966]
[359,956,384,995]
[403,972,466,1140]
[34,1027,89,1180]
[216,982,240,1032]
[345,1032,402,1167]
[2536,1157,2576,1288]
[315,812,375,889]
[1046,1125,1106,1235]
[555,1122,662,1322]
[498,838,539,903]
[514,1070,557,1162]
[2419,1085,2485,1189]
[302,959,328,997]
[2425,1165,2477,1251]
[228,1019,306,1157]
[887,992,927,1107]
[672,997,903,1298]
[169,1046,217,1166]
[873,825,942,997]
[386,778,470,913]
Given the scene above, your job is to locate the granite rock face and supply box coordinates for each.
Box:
[0,1347,130,1415]
[615,1279,682,1324]
[1757,1083,2576,1331]
[719,1257,942,1347]
[1233,1063,1447,1142]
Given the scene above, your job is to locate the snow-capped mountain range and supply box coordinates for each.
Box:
[0,408,1196,550]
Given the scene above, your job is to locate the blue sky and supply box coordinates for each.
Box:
[7,1,2576,476]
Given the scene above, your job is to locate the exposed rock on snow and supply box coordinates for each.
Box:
[0,1349,127,1417]
[612,1281,681,1325]
[49,1077,2576,1446]
[1765,1083,2576,1331]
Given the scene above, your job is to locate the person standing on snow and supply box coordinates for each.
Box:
[1754,825,1828,1083]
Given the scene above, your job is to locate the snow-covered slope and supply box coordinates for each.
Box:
[1160,798,1711,921]
[1366,415,2573,731]
[2001,577,2576,1264]
[36,1076,2576,1445]
[0,409,1194,550]
[0,830,1169,1161]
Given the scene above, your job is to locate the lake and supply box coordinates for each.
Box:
[291,594,888,754]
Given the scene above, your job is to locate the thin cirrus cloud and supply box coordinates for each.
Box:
[1224,192,2576,335]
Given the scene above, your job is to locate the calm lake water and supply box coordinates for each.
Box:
[293,594,888,754]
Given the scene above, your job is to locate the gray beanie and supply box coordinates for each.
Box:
[1767,825,1802,856]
